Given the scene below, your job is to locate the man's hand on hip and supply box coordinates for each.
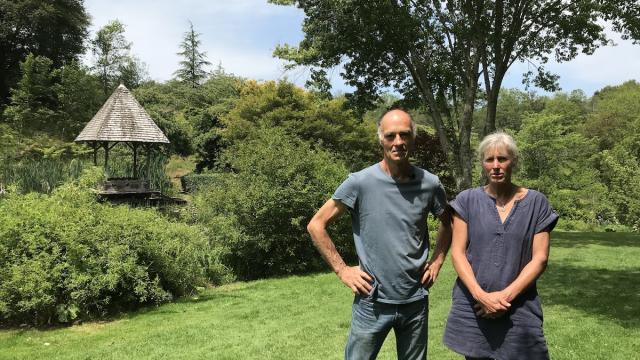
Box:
[337,266,373,295]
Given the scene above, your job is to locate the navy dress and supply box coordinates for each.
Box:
[443,187,558,360]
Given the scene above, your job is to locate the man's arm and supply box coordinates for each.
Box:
[421,208,452,288]
[307,199,373,295]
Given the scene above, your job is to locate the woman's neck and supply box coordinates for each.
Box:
[485,182,517,202]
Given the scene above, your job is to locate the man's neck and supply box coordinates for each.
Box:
[380,159,413,181]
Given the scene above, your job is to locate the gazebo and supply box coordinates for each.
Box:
[75,84,170,199]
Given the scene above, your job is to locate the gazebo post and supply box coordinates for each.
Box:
[132,142,138,179]
[92,142,98,166]
[103,142,109,172]
[146,144,152,180]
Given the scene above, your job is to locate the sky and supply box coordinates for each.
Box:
[84,0,640,96]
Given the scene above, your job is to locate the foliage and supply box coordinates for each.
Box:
[0,169,230,326]
[3,54,104,140]
[180,173,223,193]
[584,80,640,153]
[412,125,456,196]
[594,147,640,230]
[222,80,378,172]
[0,130,92,194]
[271,0,631,189]
[191,127,353,279]
[515,113,609,223]
[133,72,244,161]
[0,0,90,106]
[3,158,84,195]
[1,232,639,358]
[90,20,148,95]
[0,124,20,188]
[474,88,545,132]
[174,21,212,88]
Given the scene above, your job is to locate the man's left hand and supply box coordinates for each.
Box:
[421,261,442,288]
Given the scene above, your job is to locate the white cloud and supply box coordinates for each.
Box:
[83,0,314,86]
[87,1,640,96]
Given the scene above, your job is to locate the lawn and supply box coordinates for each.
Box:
[1,231,638,359]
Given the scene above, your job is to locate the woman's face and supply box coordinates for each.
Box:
[482,145,513,185]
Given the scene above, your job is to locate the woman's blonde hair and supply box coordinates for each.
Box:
[477,131,519,170]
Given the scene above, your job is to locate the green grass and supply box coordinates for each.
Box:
[165,155,196,191]
[1,231,638,359]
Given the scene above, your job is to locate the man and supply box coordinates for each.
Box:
[307,109,452,360]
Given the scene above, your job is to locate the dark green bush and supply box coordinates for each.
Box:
[190,127,354,280]
[180,173,224,193]
[0,168,231,326]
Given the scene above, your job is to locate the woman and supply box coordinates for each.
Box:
[443,132,558,360]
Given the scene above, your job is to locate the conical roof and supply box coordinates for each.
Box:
[75,84,170,143]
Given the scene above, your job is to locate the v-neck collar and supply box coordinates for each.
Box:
[481,187,531,227]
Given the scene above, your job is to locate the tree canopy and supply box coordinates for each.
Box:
[271,0,640,189]
[90,20,147,95]
[0,0,90,106]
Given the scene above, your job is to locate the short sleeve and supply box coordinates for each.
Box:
[430,182,447,218]
[534,193,559,234]
[332,173,359,210]
[449,189,470,222]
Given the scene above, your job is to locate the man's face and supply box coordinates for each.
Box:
[379,111,415,163]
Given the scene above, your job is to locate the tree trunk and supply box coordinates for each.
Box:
[483,75,504,136]
[458,83,478,190]
[405,56,477,192]
[459,47,482,190]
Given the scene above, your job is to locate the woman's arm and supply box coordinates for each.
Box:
[500,231,550,302]
[450,214,510,317]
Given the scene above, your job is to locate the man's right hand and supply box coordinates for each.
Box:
[337,266,373,295]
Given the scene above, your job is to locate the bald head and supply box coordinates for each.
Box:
[377,109,417,142]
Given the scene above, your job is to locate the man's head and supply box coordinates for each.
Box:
[377,109,416,163]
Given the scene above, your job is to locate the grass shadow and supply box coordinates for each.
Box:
[540,263,640,328]
[553,232,639,248]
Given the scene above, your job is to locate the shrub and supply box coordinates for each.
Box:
[180,173,224,193]
[191,127,354,280]
[0,169,230,326]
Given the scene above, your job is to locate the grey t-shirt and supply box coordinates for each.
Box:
[332,163,447,304]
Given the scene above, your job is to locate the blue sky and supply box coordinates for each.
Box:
[84,0,640,96]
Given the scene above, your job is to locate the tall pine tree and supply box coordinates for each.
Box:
[174,22,211,88]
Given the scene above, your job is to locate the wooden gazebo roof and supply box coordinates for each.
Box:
[75,84,169,144]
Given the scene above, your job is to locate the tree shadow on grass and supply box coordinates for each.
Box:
[553,232,639,248]
[540,263,640,328]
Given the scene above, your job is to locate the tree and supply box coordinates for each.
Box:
[271,0,636,189]
[174,21,211,88]
[91,20,147,95]
[0,0,89,107]
[4,55,57,134]
[133,69,245,160]
[474,88,544,132]
[193,126,353,279]
[221,80,378,172]
[3,54,103,140]
[584,81,640,154]
[515,113,606,223]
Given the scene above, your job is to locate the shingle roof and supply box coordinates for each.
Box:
[75,84,170,143]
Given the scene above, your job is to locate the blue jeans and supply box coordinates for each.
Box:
[345,296,429,360]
